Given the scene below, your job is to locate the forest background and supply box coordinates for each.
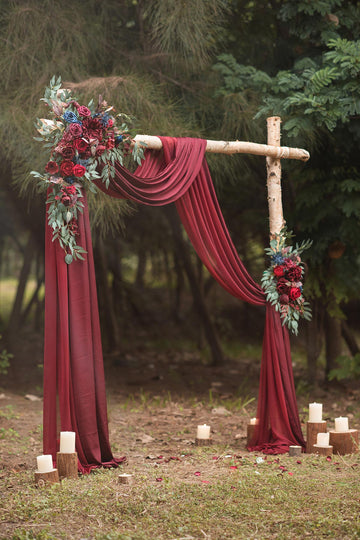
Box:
[1,0,360,393]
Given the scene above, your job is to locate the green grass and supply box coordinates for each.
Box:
[1,452,360,539]
[0,278,44,322]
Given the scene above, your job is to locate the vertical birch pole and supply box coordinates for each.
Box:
[266,116,285,238]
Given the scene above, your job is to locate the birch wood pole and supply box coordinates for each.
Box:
[266,116,285,238]
[133,134,310,162]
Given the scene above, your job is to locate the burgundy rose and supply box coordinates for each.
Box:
[73,164,86,177]
[61,145,76,160]
[74,139,89,153]
[68,123,83,138]
[273,265,286,277]
[96,145,106,156]
[77,105,91,117]
[287,266,302,282]
[276,277,290,295]
[45,161,59,174]
[279,294,289,305]
[60,160,74,177]
[83,117,102,130]
[284,258,297,268]
[289,287,302,301]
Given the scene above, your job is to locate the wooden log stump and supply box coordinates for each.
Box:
[306,421,327,453]
[195,438,212,446]
[35,469,59,487]
[56,452,78,480]
[329,429,359,455]
[118,473,133,485]
[313,444,333,457]
[289,445,302,457]
[247,424,258,446]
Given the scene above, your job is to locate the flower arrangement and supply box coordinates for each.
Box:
[31,76,144,264]
[261,228,312,334]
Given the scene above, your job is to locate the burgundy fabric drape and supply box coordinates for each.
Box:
[44,136,305,471]
[95,136,305,453]
[43,191,125,473]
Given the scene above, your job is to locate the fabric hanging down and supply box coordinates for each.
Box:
[43,136,305,472]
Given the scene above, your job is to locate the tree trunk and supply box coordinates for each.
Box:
[324,311,342,380]
[306,299,324,383]
[163,205,224,365]
[5,234,35,348]
[93,239,121,352]
[341,320,360,356]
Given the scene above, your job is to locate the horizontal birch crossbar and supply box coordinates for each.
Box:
[133,134,310,162]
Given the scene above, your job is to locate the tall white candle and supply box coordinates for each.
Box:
[196,424,211,439]
[308,402,322,423]
[60,431,76,453]
[249,418,258,425]
[317,432,330,446]
[37,454,53,473]
[334,417,349,432]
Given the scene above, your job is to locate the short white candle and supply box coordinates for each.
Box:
[196,424,211,439]
[308,402,322,423]
[317,432,330,446]
[249,418,258,425]
[334,417,349,432]
[37,454,53,473]
[59,431,76,453]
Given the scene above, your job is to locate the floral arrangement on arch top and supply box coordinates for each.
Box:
[31,76,145,264]
[261,228,312,335]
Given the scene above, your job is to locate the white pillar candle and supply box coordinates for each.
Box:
[308,402,322,422]
[249,418,258,425]
[37,454,53,473]
[196,424,211,439]
[59,431,76,453]
[334,416,349,432]
[317,432,330,446]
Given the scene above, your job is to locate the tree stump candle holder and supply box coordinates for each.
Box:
[306,421,327,453]
[247,424,258,446]
[35,469,59,487]
[329,430,359,455]
[118,473,133,485]
[195,438,212,446]
[289,445,302,457]
[56,452,78,480]
[313,444,333,457]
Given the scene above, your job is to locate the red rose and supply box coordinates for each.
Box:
[276,277,290,295]
[106,137,115,150]
[96,145,106,156]
[61,145,76,160]
[77,105,91,117]
[60,160,74,177]
[279,294,289,305]
[273,265,286,277]
[45,161,59,174]
[68,123,83,138]
[65,185,76,195]
[73,164,86,177]
[107,118,114,128]
[74,139,89,153]
[289,287,302,300]
[287,266,302,282]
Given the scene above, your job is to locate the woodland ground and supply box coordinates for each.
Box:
[0,325,360,540]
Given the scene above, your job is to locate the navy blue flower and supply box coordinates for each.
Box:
[271,253,285,265]
[115,135,123,145]
[65,176,75,184]
[63,111,80,124]
[77,158,90,167]
[99,113,110,127]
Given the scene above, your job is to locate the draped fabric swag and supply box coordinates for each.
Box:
[43,137,305,472]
